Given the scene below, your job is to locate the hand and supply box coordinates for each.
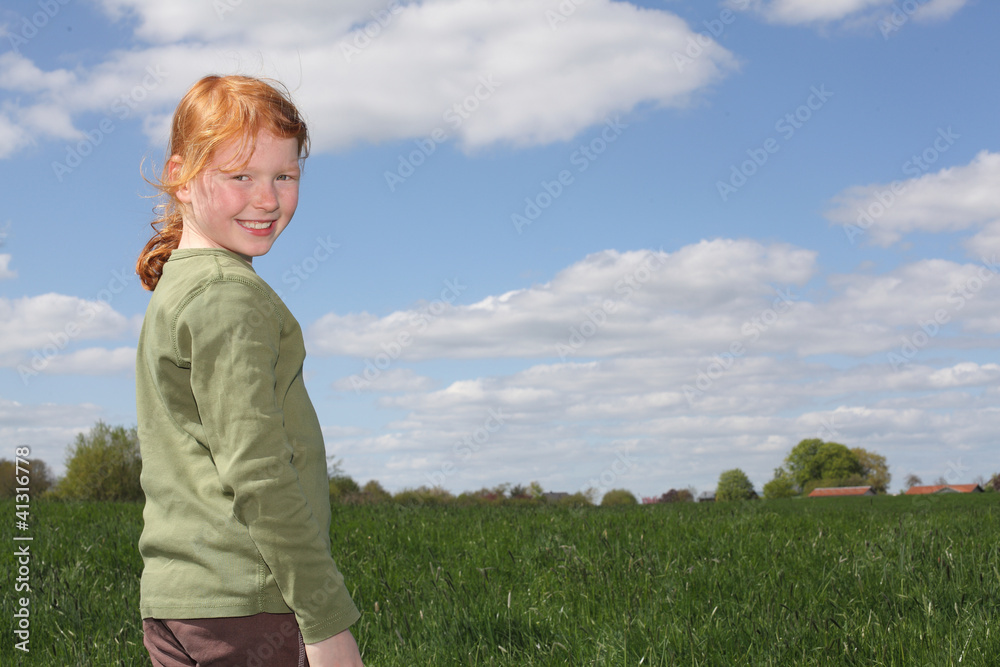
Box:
[304,628,364,667]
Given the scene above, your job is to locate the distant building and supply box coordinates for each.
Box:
[543,491,569,503]
[904,484,983,495]
[698,491,715,502]
[808,486,875,498]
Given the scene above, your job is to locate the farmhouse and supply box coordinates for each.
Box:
[808,486,875,498]
[697,491,715,503]
[904,484,984,495]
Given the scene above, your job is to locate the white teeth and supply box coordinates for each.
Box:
[238,220,273,230]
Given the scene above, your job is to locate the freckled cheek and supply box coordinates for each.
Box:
[282,189,300,219]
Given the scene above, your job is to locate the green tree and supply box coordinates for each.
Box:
[657,488,694,503]
[329,474,360,501]
[986,473,999,492]
[784,439,863,490]
[0,458,55,498]
[600,489,637,506]
[716,468,755,501]
[56,421,143,501]
[851,447,891,493]
[361,479,392,502]
[509,484,530,499]
[762,468,797,499]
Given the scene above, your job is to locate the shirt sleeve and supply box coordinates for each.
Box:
[177,279,359,642]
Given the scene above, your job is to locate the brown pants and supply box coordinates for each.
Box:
[143,612,307,667]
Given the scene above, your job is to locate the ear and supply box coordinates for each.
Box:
[169,156,193,204]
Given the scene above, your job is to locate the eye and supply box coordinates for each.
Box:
[232,174,250,181]
[276,174,298,181]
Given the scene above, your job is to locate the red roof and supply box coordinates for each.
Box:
[905,484,983,495]
[808,486,874,497]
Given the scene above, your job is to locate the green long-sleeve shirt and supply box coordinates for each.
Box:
[135,248,360,643]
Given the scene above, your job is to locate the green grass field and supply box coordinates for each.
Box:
[2,494,999,665]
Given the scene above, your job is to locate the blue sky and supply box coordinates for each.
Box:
[2,0,998,498]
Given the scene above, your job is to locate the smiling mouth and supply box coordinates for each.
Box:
[237,220,274,230]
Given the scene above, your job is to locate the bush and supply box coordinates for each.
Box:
[986,473,999,492]
[55,421,143,501]
[360,479,392,502]
[716,468,756,502]
[0,458,55,498]
[509,484,531,500]
[659,488,694,503]
[600,489,638,506]
[393,486,454,507]
[556,492,593,509]
[329,474,361,501]
[762,474,797,499]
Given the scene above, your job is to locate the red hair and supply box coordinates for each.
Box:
[136,75,309,290]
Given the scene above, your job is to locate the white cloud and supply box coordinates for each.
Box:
[913,0,969,21]
[825,150,1000,247]
[0,397,109,476]
[731,0,969,26]
[309,241,817,361]
[38,346,136,376]
[0,254,15,280]
[0,52,77,93]
[965,220,1000,260]
[310,240,1000,364]
[733,0,889,24]
[332,367,436,394]
[0,110,34,159]
[0,293,133,362]
[323,354,1000,495]
[308,235,1000,494]
[1,0,737,157]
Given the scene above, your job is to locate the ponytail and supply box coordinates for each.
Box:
[136,210,183,291]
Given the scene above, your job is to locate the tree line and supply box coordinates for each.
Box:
[4,426,998,505]
[0,421,640,506]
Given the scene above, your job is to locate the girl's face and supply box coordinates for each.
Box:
[176,130,301,261]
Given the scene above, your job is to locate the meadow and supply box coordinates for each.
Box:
[2,494,998,666]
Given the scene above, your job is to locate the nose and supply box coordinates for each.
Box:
[254,182,279,211]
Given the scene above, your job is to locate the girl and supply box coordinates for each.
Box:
[135,75,363,667]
